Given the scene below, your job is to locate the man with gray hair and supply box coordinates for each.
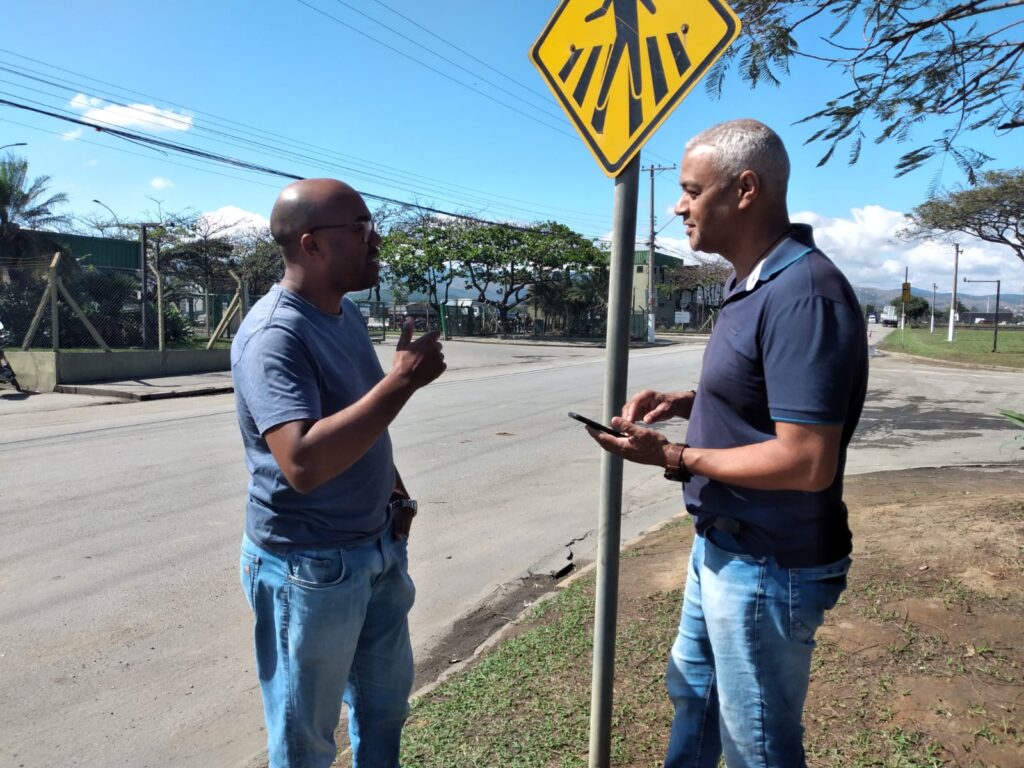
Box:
[588,119,867,766]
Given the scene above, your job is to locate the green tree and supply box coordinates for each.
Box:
[891,295,930,324]
[462,221,604,333]
[378,214,468,308]
[903,169,1024,264]
[232,225,282,297]
[663,256,732,311]
[713,1,1023,179]
[163,214,240,334]
[0,155,69,283]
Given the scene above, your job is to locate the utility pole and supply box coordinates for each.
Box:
[948,244,960,342]
[930,283,936,333]
[901,266,908,346]
[642,163,675,343]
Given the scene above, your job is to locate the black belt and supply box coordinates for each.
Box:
[708,516,741,535]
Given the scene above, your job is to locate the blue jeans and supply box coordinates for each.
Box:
[240,528,415,768]
[664,531,850,768]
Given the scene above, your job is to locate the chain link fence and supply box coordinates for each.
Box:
[0,254,226,351]
[1,256,647,352]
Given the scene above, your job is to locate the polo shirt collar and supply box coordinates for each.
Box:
[726,224,817,299]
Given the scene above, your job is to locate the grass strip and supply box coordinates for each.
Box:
[400,575,680,767]
[878,327,1024,368]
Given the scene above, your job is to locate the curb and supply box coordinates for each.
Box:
[53,383,234,401]
[875,348,1023,373]
[407,510,691,704]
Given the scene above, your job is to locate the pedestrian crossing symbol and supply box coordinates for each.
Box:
[531,0,742,176]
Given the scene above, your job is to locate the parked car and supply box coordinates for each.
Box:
[867,314,877,324]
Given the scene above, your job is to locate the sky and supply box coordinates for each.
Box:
[2,0,1022,300]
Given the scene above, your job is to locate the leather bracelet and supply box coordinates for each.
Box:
[664,442,692,483]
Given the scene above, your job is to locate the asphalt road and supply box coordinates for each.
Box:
[0,333,1020,767]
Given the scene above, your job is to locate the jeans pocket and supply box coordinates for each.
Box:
[240,551,260,612]
[789,560,850,645]
[286,550,347,589]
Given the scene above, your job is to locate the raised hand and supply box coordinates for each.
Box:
[392,317,446,389]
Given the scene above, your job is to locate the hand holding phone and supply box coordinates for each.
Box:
[568,411,624,437]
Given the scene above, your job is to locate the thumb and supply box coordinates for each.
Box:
[396,317,414,350]
[611,416,635,436]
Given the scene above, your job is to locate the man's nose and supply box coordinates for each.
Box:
[674,196,687,217]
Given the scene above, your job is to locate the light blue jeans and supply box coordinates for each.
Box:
[664,530,850,768]
[240,527,415,768]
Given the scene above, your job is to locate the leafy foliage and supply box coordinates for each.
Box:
[231,225,282,296]
[903,168,1024,263]
[713,1,1023,179]
[0,155,69,281]
[889,294,931,323]
[378,215,605,333]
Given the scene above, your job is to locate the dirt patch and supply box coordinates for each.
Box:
[611,466,1024,767]
[583,467,1022,766]
[400,466,1023,767]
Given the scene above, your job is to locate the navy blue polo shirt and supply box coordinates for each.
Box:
[684,224,867,568]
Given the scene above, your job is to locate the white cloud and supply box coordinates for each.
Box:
[61,128,82,141]
[200,205,270,236]
[649,204,1024,301]
[84,159,99,167]
[69,93,192,132]
[793,206,1024,294]
[150,177,173,190]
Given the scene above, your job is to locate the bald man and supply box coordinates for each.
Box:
[231,179,446,767]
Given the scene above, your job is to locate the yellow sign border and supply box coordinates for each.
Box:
[531,0,742,177]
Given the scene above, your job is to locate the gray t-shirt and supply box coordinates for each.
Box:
[231,285,393,550]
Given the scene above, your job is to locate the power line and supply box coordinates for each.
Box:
[369,0,554,104]
[326,0,558,119]
[0,98,606,238]
[0,53,613,228]
[294,0,577,139]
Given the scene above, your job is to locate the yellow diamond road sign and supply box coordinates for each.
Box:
[531,0,741,176]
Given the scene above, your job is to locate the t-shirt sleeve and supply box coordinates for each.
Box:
[234,325,321,435]
[762,295,862,425]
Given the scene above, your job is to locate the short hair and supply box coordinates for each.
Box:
[685,119,790,196]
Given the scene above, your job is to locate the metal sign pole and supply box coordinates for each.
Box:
[588,155,640,768]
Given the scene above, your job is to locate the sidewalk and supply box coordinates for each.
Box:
[32,332,707,403]
[53,370,234,401]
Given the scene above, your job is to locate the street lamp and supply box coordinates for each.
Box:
[963,276,1002,352]
[92,199,123,233]
[0,142,27,152]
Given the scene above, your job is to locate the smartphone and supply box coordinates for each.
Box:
[568,411,624,437]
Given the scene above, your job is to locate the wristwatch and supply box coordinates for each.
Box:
[389,497,418,516]
[663,443,692,483]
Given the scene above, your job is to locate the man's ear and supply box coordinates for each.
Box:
[736,169,760,209]
[298,232,320,260]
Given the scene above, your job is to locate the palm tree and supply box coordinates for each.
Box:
[0,155,70,283]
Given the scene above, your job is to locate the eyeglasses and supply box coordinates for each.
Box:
[307,218,376,243]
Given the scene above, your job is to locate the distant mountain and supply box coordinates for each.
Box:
[853,286,1023,312]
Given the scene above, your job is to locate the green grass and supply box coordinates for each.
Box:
[400,578,681,768]
[878,326,1024,368]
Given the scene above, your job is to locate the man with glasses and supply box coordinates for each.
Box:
[231,178,446,767]
[588,120,867,767]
